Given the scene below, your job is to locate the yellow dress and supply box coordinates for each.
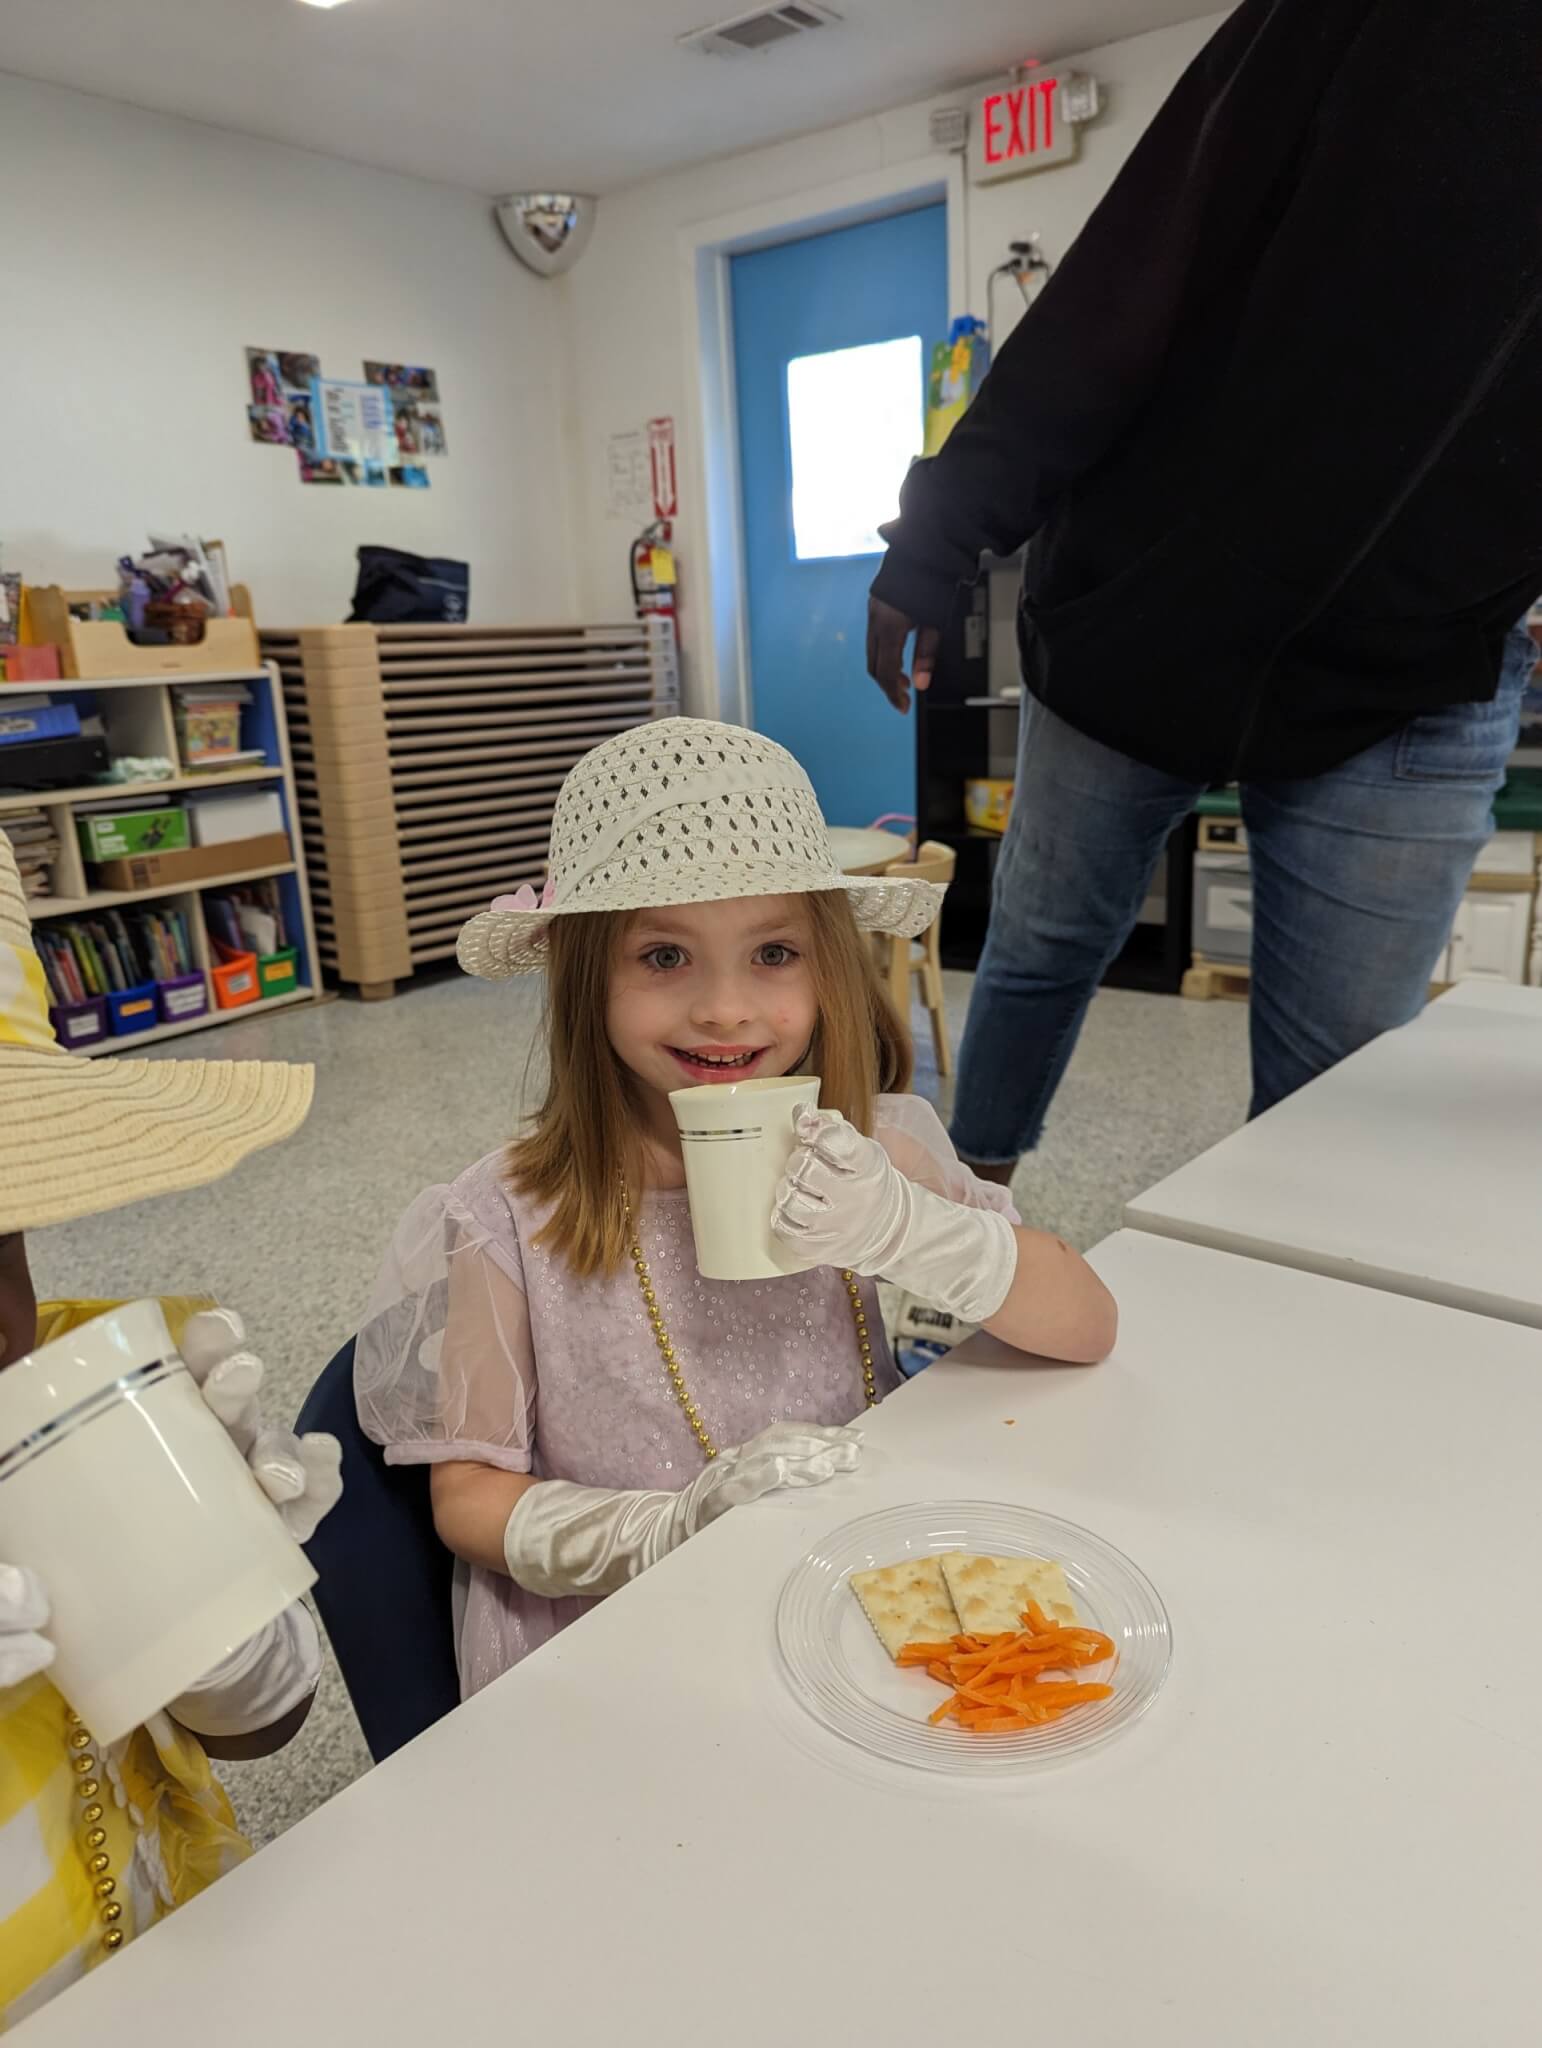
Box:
[0,1299,253,2031]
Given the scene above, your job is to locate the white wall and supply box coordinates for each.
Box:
[557,14,1224,697]
[0,73,577,625]
[1,19,1222,642]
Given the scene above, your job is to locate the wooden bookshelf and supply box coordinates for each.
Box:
[5,663,319,1051]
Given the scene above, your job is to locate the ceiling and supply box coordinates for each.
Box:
[1,0,1213,196]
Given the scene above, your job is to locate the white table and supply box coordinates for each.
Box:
[827,824,907,874]
[1128,985,1542,1327]
[26,1232,1542,2046]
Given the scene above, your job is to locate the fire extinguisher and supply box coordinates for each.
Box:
[631,518,679,643]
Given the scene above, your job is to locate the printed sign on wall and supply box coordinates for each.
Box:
[648,416,677,520]
[244,349,448,487]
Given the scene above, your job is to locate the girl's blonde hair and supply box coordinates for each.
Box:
[508,890,912,1275]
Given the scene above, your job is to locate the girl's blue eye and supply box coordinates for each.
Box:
[757,942,798,968]
[643,945,685,972]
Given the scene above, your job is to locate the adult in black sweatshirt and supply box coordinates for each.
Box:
[868,0,1542,1172]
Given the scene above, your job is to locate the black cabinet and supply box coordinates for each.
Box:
[918,573,1194,992]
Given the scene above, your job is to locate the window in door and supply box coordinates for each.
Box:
[785,334,923,561]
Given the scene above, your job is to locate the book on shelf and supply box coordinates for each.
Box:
[206,878,289,956]
[35,904,195,1007]
[1,810,61,895]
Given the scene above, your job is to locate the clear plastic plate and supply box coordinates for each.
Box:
[776,1500,1172,1775]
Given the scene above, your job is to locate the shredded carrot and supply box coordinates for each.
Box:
[897,1603,1115,1736]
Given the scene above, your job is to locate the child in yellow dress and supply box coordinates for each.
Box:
[0,834,341,2027]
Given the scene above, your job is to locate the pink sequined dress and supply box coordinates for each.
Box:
[356,1095,1017,1696]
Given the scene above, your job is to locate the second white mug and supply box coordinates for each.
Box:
[669,1074,819,1281]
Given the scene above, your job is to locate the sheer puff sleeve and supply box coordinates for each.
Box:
[354,1152,536,1474]
[872,1094,1023,1224]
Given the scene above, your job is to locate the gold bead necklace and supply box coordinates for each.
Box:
[621,1180,877,1462]
[65,1702,126,1955]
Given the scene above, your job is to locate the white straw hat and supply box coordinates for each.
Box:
[457,717,944,979]
[0,832,313,1233]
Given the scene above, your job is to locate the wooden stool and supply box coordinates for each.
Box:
[882,840,956,1076]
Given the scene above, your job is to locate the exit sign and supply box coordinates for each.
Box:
[969,74,1081,184]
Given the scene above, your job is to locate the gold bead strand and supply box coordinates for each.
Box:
[845,1270,878,1409]
[622,1179,717,1459]
[620,1179,877,1466]
[65,1706,124,1953]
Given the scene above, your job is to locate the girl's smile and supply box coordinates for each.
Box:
[665,1043,772,1083]
[606,895,818,1141]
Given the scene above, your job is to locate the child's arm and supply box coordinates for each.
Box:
[773,1108,1116,1364]
[166,1604,322,1759]
[430,1461,539,1572]
[434,1426,860,1599]
[981,1225,1116,1364]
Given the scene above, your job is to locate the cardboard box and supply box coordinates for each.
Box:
[96,832,291,892]
[78,806,190,863]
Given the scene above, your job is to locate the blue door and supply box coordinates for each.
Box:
[731,205,948,826]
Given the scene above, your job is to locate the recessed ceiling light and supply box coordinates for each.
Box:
[296,0,353,10]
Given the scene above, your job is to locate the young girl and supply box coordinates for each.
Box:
[357,719,1116,1697]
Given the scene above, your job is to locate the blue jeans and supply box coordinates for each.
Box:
[950,623,1533,1161]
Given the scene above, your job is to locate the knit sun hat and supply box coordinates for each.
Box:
[457,717,945,979]
[0,832,314,1233]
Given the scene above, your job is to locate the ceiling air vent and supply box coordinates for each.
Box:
[680,5,842,57]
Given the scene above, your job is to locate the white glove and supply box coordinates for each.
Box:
[772,1107,1018,1326]
[503,1419,863,1600]
[0,1563,54,1689]
[166,1603,322,1739]
[181,1308,343,1544]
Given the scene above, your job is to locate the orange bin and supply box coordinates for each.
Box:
[210,942,260,1010]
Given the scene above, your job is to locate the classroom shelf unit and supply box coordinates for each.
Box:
[3,664,319,1054]
[260,618,680,997]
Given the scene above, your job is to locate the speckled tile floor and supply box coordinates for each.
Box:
[26,969,1249,1847]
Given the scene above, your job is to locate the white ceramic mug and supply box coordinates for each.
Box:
[670,1074,820,1281]
[0,1300,316,1746]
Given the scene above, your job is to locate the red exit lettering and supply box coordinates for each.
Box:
[980,77,1059,163]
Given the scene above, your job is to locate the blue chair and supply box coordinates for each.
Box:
[296,1339,460,1761]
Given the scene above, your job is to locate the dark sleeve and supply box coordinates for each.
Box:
[1199,0,1542,615]
[871,0,1334,623]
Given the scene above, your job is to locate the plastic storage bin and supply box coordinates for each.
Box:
[255,947,298,998]
[156,973,210,1025]
[106,982,159,1036]
[49,997,109,1049]
[1191,851,1253,965]
[210,944,259,1010]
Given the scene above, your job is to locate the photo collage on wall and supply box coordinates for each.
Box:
[245,349,447,488]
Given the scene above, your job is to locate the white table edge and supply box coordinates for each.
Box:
[1120,1202,1542,1331]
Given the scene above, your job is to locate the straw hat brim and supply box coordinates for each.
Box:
[0,1051,314,1233]
[458,873,947,980]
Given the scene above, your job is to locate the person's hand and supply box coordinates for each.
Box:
[867,596,941,714]
[502,1419,863,1600]
[181,1309,343,1545]
[0,1563,54,1689]
[773,1107,1018,1326]
[692,1419,863,1520]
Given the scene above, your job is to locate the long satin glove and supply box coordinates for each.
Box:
[166,1603,322,1739]
[503,1420,863,1600]
[772,1107,1018,1326]
[180,1308,343,1544]
[0,1564,54,1689]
